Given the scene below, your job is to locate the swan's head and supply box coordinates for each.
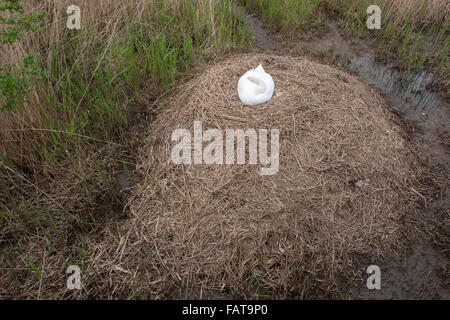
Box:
[254,64,265,73]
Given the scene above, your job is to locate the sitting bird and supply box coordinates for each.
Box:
[238,64,274,106]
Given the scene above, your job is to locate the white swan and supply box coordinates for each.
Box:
[238,64,274,106]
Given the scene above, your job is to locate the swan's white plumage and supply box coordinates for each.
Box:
[238,64,274,106]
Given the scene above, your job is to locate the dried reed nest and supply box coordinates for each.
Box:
[124,54,426,298]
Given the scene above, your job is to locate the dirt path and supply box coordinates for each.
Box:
[235,3,449,300]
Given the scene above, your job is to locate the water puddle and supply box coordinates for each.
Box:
[348,55,447,135]
[349,56,438,113]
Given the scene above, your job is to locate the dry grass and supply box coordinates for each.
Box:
[326,0,449,22]
[111,54,429,299]
[0,46,435,301]
[383,0,449,23]
[0,1,443,300]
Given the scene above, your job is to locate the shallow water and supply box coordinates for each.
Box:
[348,56,438,112]
[347,54,446,127]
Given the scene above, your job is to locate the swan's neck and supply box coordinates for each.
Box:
[247,76,267,94]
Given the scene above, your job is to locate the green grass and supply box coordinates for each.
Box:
[25,254,42,278]
[244,0,324,38]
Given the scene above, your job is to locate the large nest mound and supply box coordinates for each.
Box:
[127,54,424,298]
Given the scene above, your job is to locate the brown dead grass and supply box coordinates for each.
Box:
[384,0,449,23]
[110,53,429,299]
[328,0,450,22]
[0,52,434,299]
